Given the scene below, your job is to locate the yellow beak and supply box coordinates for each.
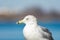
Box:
[16,20,23,24]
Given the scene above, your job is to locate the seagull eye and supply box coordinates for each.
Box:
[26,18,29,20]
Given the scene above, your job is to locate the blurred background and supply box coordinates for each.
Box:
[0,0,60,40]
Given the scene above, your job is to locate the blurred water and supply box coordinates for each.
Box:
[0,21,60,40]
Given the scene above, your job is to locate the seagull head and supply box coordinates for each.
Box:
[16,15,37,24]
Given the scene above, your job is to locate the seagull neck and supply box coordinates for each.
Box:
[26,21,38,27]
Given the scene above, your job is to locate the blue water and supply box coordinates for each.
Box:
[0,21,60,40]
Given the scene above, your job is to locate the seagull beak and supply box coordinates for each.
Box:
[16,20,23,24]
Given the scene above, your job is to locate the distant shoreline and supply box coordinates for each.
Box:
[0,7,60,22]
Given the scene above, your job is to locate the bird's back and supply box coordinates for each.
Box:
[37,26,54,40]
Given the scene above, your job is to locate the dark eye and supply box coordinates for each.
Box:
[26,18,29,20]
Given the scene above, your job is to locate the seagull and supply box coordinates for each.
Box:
[16,15,54,40]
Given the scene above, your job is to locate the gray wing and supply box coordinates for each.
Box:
[41,27,52,35]
[38,26,54,40]
[24,37,27,40]
[41,27,54,40]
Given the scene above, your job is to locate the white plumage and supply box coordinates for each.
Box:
[17,15,53,40]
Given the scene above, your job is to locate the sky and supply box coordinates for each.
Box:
[0,0,60,11]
